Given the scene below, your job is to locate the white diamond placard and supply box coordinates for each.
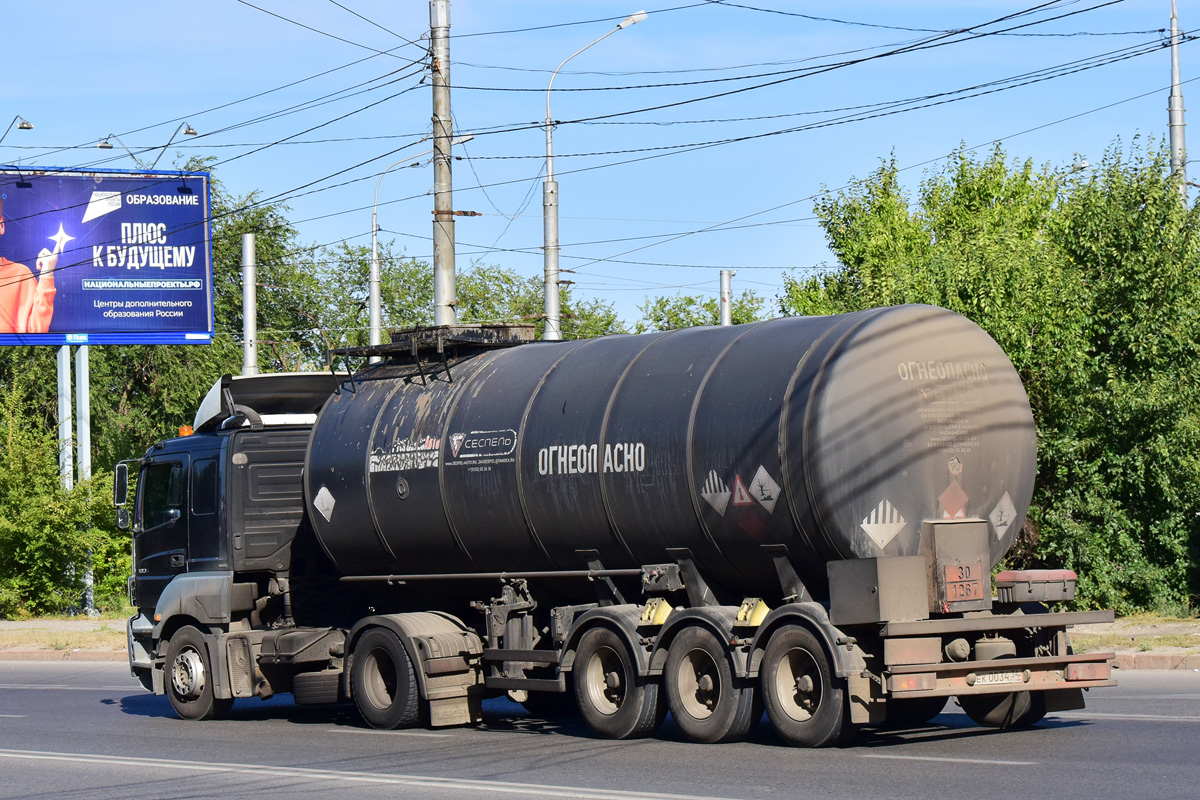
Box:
[861,500,906,548]
[989,491,1018,540]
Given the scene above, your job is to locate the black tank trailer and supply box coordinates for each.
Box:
[120,304,1115,747]
[309,304,1032,597]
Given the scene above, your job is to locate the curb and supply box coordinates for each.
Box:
[0,650,127,662]
[1114,652,1200,671]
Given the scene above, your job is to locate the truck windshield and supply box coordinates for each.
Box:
[142,462,185,529]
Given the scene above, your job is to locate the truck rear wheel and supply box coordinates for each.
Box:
[573,627,663,739]
[760,625,846,747]
[351,628,419,730]
[165,626,233,721]
[885,696,948,727]
[959,690,1045,728]
[664,626,757,743]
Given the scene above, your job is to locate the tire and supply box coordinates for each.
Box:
[165,626,234,721]
[573,627,663,739]
[664,626,757,744]
[760,625,847,748]
[885,696,948,728]
[959,690,1046,728]
[351,628,419,730]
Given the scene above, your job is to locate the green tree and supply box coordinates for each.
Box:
[0,378,125,616]
[634,290,766,333]
[783,142,1200,611]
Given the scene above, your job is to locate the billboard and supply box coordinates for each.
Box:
[0,167,213,345]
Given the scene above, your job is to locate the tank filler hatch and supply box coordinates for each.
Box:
[330,324,536,384]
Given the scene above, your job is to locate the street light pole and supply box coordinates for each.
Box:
[150,122,198,170]
[542,11,647,341]
[0,115,33,149]
[369,135,474,362]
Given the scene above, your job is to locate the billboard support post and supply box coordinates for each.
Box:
[56,346,73,491]
[75,344,95,615]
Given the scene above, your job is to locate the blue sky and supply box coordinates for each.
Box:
[2,1,1187,333]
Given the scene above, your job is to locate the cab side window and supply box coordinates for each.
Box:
[191,458,217,516]
[142,462,184,529]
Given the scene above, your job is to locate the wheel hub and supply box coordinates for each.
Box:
[775,647,820,721]
[584,646,626,716]
[678,649,721,719]
[171,648,206,700]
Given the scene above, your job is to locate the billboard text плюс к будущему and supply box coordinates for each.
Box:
[0,168,213,345]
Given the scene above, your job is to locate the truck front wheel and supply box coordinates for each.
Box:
[573,627,663,739]
[165,626,233,721]
[760,625,847,747]
[351,628,419,729]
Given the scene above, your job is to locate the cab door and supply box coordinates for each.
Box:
[133,456,189,612]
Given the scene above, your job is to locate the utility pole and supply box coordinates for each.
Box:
[1169,0,1187,198]
[719,270,734,326]
[242,233,259,376]
[430,0,457,326]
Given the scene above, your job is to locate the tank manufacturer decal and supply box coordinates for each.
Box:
[731,475,755,507]
[444,430,518,469]
[860,499,906,548]
[700,470,731,516]
[535,442,645,475]
[749,465,780,514]
[313,485,336,522]
[989,491,1017,539]
[369,436,440,473]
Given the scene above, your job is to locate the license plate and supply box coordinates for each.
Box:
[944,562,985,602]
[975,669,1023,686]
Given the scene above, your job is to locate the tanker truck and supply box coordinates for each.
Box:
[116,304,1115,746]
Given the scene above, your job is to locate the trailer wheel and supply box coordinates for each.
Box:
[351,628,419,730]
[959,690,1045,728]
[760,625,846,747]
[165,626,233,721]
[663,626,757,743]
[573,627,662,739]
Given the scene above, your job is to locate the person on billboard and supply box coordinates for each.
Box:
[0,196,58,333]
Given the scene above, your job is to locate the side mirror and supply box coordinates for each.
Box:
[116,508,131,531]
[114,463,129,507]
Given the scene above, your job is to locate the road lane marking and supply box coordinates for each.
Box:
[331,728,454,738]
[1053,712,1200,723]
[0,715,25,718]
[861,754,1038,766]
[0,749,741,800]
[0,684,134,692]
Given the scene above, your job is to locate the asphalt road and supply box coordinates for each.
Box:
[0,662,1196,800]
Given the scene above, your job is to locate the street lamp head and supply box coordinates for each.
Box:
[97,137,114,150]
[618,10,647,29]
[17,118,33,131]
[182,123,198,136]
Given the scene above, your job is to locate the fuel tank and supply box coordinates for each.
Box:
[303,305,1036,599]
